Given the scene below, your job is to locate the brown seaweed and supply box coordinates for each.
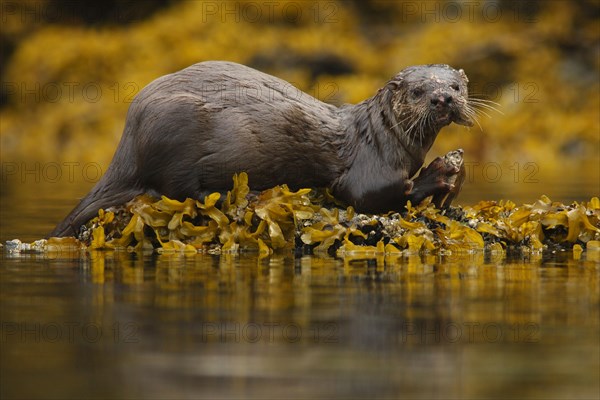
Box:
[5,174,600,257]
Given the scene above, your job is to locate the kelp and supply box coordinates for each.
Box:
[5,173,599,258]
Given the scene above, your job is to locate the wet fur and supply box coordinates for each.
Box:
[51,61,470,237]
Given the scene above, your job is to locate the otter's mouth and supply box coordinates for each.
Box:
[435,109,473,127]
[435,111,452,125]
[452,113,473,127]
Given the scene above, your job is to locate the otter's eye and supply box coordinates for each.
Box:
[451,83,460,91]
[411,88,424,98]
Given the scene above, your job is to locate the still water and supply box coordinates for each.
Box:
[1,182,599,399]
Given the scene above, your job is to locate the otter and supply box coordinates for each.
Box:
[50,61,474,237]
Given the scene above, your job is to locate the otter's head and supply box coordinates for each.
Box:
[387,64,473,149]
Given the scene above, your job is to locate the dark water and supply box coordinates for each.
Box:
[2,250,599,399]
[1,183,599,399]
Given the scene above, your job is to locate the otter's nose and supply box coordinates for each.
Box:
[431,94,453,107]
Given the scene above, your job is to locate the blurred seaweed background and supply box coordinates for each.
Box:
[1,0,599,204]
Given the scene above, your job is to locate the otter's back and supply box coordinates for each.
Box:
[124,61,344,197]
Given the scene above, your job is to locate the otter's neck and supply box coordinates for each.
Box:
[340,88,434,178]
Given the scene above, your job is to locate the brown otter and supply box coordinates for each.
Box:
[50,61,474,237]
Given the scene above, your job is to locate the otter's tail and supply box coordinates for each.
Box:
[48,182,142,238]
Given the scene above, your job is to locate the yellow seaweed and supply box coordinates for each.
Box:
[39,173,600,257]
[509,207,532,228]
[179,221,217,243]
[108,214,145,249]
[541,211,568,228]
[197,192,229,227]
[134,203,172,227]
[475,222,503,237]
[257,238,272,256]
[437,221,484,251]
[573,244,583,260]
[397,233,428,252]
[253,185,315,249]
[89,226,106,249]
[337,235,381,256]
[157,240,197,254]
[384,243,403,254]
[488,242,505,253]
[222,172,250,217]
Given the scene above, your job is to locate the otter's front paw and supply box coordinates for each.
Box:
[408,149,465,208]
[432,149,465,208]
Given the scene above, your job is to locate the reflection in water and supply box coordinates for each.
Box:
[1,249,598,399]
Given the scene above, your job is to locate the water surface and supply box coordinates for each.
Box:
[1,182,599,399]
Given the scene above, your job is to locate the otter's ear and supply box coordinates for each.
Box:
[458,68,469,83]
[386,80,400,91]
